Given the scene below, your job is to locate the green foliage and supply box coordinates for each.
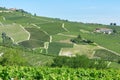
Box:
[71,34,94,44]
[70,35,82,44]
[0,66,120,80]
[51,55,108,69]
[82,39,94,44]
[0,48,28,66]
[1,32,13,47]
[0,46,54,66]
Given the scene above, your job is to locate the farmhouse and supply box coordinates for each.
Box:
[95,28,113,34]
[9,8,17,11]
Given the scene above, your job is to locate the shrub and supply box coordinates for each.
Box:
[0,48,28,66]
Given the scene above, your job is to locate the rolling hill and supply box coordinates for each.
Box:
[0,7,120,68]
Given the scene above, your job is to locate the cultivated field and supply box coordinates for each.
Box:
[0,23,29,43]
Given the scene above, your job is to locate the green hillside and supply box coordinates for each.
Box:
[0,7,120,68]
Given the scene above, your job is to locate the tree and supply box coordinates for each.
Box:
[1,32,6,44]
[110,23,113,26]
[70,34,82,44]
[113,29,117,33]
[113,23,116,26]
[110,23,117,26]
[34,13,37,16]
[77,34,82,39]
[0,48,28,66]
[1,32,13,46]
[51,55,108,69]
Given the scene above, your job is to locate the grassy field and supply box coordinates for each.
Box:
[60,44,99,57]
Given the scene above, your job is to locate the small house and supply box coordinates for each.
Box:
[95,28,113,34]
[9,8,17,11]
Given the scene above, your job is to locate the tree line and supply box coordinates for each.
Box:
[51,55,108,69]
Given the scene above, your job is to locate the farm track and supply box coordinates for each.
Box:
[50,36,52,42]
[31,24,39,28]
[57,33,76,37]
[0,22,4,26]
[91,51,96,58]
[2,16,6,21]
[107,62,111,67]
[19,25,30,40]
[62,23,69,32]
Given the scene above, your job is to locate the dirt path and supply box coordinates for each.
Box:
[62,23,69,32]
[0,53,4,57]
[31,24,41,28]
[2,16,6,21]
[57,33,76,37]
[107,62,111,67]
[20,25,30,40]
[59,48,75,57]
[50,36,52,42]
[91,51,96,58]
[0,22,4,26]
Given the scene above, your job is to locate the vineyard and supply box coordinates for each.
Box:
[1,7,120,70]
[37,22,66,35]
[19,28,50,48]
[48,42,73,55]
[0,24,29,43]
[0,66,120,80]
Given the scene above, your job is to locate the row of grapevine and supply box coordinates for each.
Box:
[0,66,120,80]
